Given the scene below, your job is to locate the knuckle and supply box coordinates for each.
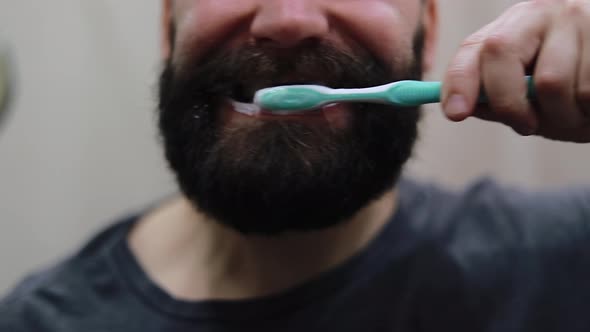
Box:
[449,43,483,81]
[534,71,568,94]
[510,0,550,14]
[460,34,485,48]
[481,34,514,56]
[446,66,477,81]
[564,0,590,18]
[511,1,536,12]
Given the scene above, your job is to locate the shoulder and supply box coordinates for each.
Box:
[0,263,69,332]
[400,176,590,284]
[449,179,590,291]
[438,178,590,263]
[403,178,590,328]
[0,217,136,332]
[402,177,590,254]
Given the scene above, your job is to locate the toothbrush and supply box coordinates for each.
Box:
[253,76,536,114]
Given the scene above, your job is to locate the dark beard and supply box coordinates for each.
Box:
[158,32,424,235]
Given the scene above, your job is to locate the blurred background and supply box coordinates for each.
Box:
[1,0,589,294]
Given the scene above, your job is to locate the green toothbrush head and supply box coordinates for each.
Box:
[254,85,332,113]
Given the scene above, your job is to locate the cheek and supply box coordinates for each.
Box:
[330,1,420,68]
[172,0,257,67]
[171,0,421,72]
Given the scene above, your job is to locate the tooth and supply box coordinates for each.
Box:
[230,100,261,116]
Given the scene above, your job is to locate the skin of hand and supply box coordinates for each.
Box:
[442,0,590,143]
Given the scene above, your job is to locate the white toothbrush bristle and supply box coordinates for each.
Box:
[230,100,262,116]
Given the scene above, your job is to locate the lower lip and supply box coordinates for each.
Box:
[258,109,324,118]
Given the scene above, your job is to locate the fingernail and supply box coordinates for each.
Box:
[445,94,468,118]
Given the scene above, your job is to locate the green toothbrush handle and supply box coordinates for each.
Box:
[389,76,536,107]
[388,81,441,106]
[478,75,537,104]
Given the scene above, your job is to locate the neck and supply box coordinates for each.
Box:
[129,189,397,301]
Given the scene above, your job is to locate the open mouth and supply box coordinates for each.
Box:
[225,80,352,129]
[230,83,256,104]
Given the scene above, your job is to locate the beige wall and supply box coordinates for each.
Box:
[1,0,589,293]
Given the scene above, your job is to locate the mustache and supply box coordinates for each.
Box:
[159,41,414,109]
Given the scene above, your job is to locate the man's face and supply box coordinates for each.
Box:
[159,0,434,234]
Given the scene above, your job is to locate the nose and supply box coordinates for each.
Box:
[250,0,330,48]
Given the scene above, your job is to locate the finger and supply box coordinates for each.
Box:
[441,31,487,122]
[442,2,546,122]
[576,2,590,116]
[442,17,508,122]
[480,34,538,135]
[441,17,508,121]
[471,1,549,134]
[534,17,581,129]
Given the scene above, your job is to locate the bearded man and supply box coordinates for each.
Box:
[2,1,590,331]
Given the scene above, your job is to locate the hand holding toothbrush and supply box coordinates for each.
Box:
[442,0,590,142]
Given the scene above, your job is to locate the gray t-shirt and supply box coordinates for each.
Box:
[2,178,590,331]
